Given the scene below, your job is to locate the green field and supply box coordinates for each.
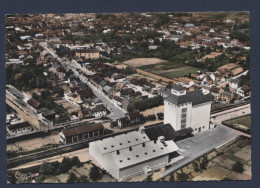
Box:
[223,115,251,133]
[159,67,200,78]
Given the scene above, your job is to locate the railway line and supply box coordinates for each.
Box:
[211,100,250,114]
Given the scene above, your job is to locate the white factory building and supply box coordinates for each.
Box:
[89,127,183,181]
[164,85,215,133]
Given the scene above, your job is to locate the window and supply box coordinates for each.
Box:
[111,145,114,148]
[203,126,205,128]
[181,119,186,124]
[195,128,197,131]
[182,108,187,113]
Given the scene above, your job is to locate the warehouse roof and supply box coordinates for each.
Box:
[62,123,103,137]
[111,140,179,169]
[93,130,150,154]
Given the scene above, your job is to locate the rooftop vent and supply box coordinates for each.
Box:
[142,143,145,147]
[127,157,130,160]
[129,146,132,151]
[136,155,139,157]
[158,136,165,142]
[117,150,120,155]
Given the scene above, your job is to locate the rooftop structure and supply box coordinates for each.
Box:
[89,127,182,181]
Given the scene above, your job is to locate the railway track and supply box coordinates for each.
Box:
[211,100,250,114]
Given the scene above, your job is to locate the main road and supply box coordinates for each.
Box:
[39,42,126,120]
[161,104,251,178]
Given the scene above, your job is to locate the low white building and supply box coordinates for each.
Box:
[164,85,214,133]
[7,118,33,137]
[89,127,182,181]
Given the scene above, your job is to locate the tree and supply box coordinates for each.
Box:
[89,165,102,181]
[169,173,175,181]
[78,175,89,183]
[67,172,78,183]
[39,162,54,175]
[200,155,209,170]
[192,161,200,172]
[177,172,189,181]
[71,156,81,167]
[146,175,153,182]
[232,161,244,173]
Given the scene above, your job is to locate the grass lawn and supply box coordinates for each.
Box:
[159,67,200,78]
[223,115,251,132]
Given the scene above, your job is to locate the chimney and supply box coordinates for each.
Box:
[117,150,120,155]
[129,146,132,151]
[142,143,145,147]
[139,126,145,134]
[158,136,165,143]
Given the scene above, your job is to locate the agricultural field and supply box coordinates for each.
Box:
[159,67,201,78]
[223,115,251,133]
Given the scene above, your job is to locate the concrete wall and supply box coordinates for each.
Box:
[191,102,212,133]
[119,155,169,180]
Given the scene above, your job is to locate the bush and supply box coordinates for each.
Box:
[177,172,189,181]
[232,161,244,173]
[67,172,78,183]
[89,165,102,181]
[39,162,54,175]
[146,175,153,182]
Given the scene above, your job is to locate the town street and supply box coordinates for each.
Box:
[39,42,127,120]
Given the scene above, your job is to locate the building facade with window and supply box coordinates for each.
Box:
[164,85,214,133]
[59,123,104,145]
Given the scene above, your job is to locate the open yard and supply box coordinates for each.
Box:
[162,137,251,181]
[159,67,201,78]
[137,61,184,73]
[122,58,168,67]
[223,115,251,133]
